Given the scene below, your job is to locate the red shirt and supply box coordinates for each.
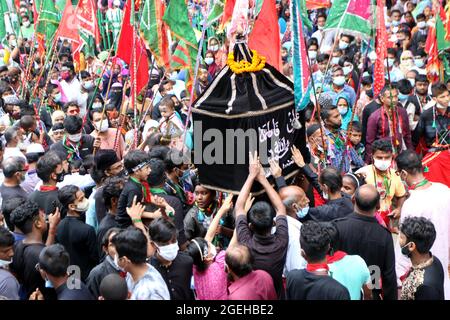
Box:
[228,270,277,300]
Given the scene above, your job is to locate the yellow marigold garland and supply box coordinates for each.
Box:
[227,50,266,74]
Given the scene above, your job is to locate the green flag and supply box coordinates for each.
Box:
[140,0,170,68]
[35,0,60,47]
[163,0,198,73]
[300,0,312,31]
[436,13,450,52]
[207,0,225,25]
[0,2,8,43]
[324,0,373,38]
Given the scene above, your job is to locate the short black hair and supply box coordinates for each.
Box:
[99,274,128,300]
[372,139,393,155]
[58,185,79,211]
[147,158,165,187]
[124,150,149,174]
[2,156,26,178]
[225,244,254,278]
[36,151,62,183]
[431,82,448,98]
[319,167,342,193]
[0,226,14,248]
[361,76,373,86]
[379,83,398,97]
[149,146,171,161]
[62,102,80,114]
[112,227,148,264]
[321,222,338,252]
[101,227,122,249]
[10,201,40,235]
[320,105,338,122]
[102,177,125,210]
[415,74,428,84]
[306,124,321,138]
[148,217,177,244]
[316,53,330,63]
[350,121,361,132]
[354,187,380,212]
[397,79,413,95]
[416,13,426,21]
[186,237,209,272]
[247,201,275,235]
[63,115,83,134]
[400,217,436,254]
[396,150,423,175]
[2,197,26,230]
[300,221,330,262]
[38,244,70,277]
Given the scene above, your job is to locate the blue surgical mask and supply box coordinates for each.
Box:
[45,278,54,288]
[296,206,309,219]
[54,92,62,102]
[414,59,424,68]
[398,93,409,102]
[333,76,346,86]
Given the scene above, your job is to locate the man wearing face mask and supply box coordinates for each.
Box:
[77,71,95,118]
[0,157,28,205]
[50,115,96,162]
[0,226,19,300]
[311,13,336,53]
[325,66,356,107]
[404,74,430,131]
[90,109,124,160]
[3,127,27,162]
[20,15,34,40]
[413,83,450,151]
[59,62,81,104]
[365,84,412,161]
[56,185,98,282]
[28,151,64,216]
[394,150,450,299]
[397,217,444,300]
[356,139,406,230]
[147,218,194,300]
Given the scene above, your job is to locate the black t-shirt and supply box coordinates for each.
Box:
[28,189,61,216]
[10,242,56,300]
[116,179,143,228]
[97,213,118,259]
[0,184,27,209]
[413,255,445,300]
[286,269,350,300]
[361,99,381,144]
[55,281,94,300]
[56,216,99,281]
[49,135,94,161]
[150,252,194,300]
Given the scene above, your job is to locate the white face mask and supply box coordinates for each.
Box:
[113,254,126,272]
[95,120,109,132]
[208,45,219,52]
[417,21,426,29]
[333,76,346,86]
[83,80,94,90]
[408,78,415,87]
[308,50,317,60]
[204,57,214,65]
[414,59,424,68]
[23,21,31,28]
[339,40,349,50]
[318,25,324,31]
[331,57,340,65]
[68,133,82,143]
[338,106,348,115]
[157,242,179,262]
[374,159,391,171]
[436,102,448,109]
[75,197,89,212]
[0,258,12,268]
[92,102,102,109]
[384,58,395,68]
[113,0,121,7]
[343,66,352,75]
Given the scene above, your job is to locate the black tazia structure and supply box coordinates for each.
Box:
[192,42,310,194]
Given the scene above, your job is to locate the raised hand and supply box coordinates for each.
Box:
[126,195,145,220]
[269,159,282,178]
[291,146,305,168]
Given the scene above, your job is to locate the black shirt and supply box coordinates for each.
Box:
[334,212,397,300]
[86,256,121,299]
[28,189,61,216]
[56,216,99,281]
[150,252,194,300]
[306,194,353,222]
[286,269,350,300]
[236,215,289,299]
[10,241,56,300]
[361,99,381,145]
[94,186,107,223]
[413,106,450,147]
[97,213,118,259]
[116,179,144,228]
[0,184,27,210]
[55,281,94,300]
[50,134,94,161]
[405,255,445,300]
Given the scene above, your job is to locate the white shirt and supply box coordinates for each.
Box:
[126,264,171,300]
[395,182,450,299]
[34,173,95,191]
[283,216,307,275]
[60,78,82,104]
[311,29,336,53]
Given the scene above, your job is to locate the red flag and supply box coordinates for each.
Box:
[425,24,440,83]
[219,0,236,31]
[75,0,101,46]
[55,0,83,64]
[306,0,331,10]
[248,0,281,70]
[117,0,149,96]
[373,0,387,97]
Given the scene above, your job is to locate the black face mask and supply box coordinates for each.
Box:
[56,171,65,183]
[366,89,374,99]
[401,242,412,258]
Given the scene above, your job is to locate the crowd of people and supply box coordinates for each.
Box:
[0,0,449,301]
